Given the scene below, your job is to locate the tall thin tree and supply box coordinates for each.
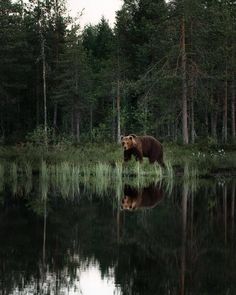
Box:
[38,0,47,146]
[116,41,121,143]
[181,16,189,144]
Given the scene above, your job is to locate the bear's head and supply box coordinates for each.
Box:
[121,185,140,211]
[121,195,138,210]
[121,134,137,150]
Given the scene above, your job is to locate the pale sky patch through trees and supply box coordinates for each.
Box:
[67,0,123,28]
[15,0,123,28]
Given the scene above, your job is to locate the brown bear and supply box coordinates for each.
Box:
[121,183,164,211]
[121,134,165,167]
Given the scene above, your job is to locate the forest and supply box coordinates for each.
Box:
[0,0,235,145]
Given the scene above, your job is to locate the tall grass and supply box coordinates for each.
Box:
[24,162,32,195]
[71,165,80,196]
[183,162,199,193]
[0,159,185,197]
[39,160,174,198]
[0,145,234,200]
[114,162,123,180]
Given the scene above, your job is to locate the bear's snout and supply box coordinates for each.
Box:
[121,139,131,150]
[123,144,130,151]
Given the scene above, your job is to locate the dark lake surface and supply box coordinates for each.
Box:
[0,175,236,295]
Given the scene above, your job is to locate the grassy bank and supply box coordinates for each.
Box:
[0,142,235,199]
[0,159,199,199]
[0,143,235,176]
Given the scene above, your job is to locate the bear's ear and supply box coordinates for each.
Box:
[120,135,124,140]
[129,135,137,146]
[129,134,137,138]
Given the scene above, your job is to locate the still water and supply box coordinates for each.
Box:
[0,172,235,294]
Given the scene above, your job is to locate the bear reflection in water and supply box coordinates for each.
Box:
[121,183,164,211]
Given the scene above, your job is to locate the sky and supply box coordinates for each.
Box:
[67,0,123,28]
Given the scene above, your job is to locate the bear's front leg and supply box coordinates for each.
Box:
[135,150,143,162]
[124,149,132,162]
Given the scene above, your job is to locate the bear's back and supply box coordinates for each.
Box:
[139,135,162,155]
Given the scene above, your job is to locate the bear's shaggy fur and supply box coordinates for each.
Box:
[121,183,164,211]
[121,134,165,167]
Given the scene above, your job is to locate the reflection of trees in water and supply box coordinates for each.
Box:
[0,196,80,294]
[179,180,236,295]
[116,180,236,295]
[0,180,235,294]
[116,184,180,294]
[0,191,123,294]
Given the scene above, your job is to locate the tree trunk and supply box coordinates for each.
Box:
[173,120,178,142]
[90,106,93,140]
[211,113,217,139]
[53,103,57,127]
[210,94,216,140]
[71,109,74,136]
[181,16,188,144]
[41,36,47,146]
[36,89,40,127]
[223,66,228,143]
[205,111,209,136]
[117,79,121,143]
[74,51,80,143]
[0,115,5,143]
[53,103,57,140]
[116,42,121,144]
[112,96,116,141]
[38,0,47,146]
[191,98,195,143]
[53,0,59,134]
[20,0,24,18]
[76,111,80,143]
[144,100,148,135]
[231,39,235,141]
[232,80,235,140]
[36,62,40,127]
[189,20,195,144]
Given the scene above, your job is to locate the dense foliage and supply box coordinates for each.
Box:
[0,0,235,144]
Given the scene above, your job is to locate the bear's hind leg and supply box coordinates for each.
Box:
[158,158,166,168]
[149,157,156,164]
[149,156,165,168]
[135,150,143,162]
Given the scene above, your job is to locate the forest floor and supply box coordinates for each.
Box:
[0,143,235,177]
